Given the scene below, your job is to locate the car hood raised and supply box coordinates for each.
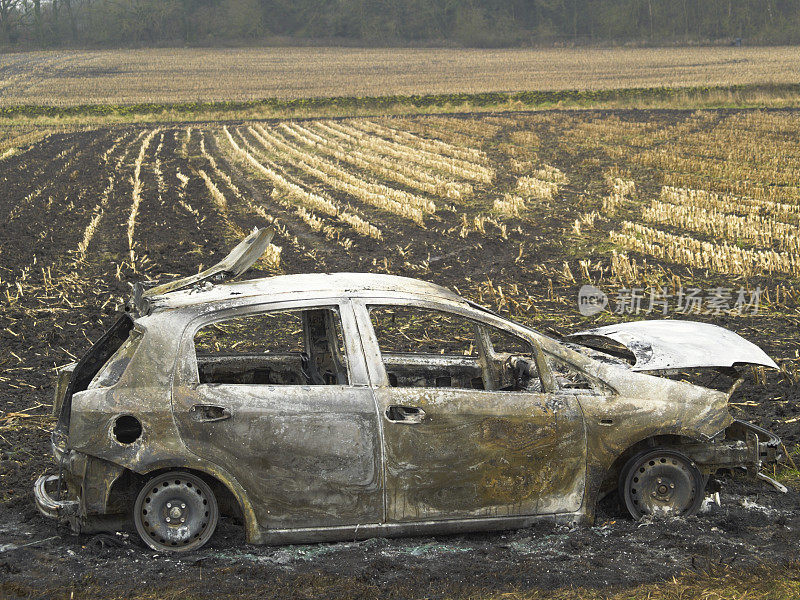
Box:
[568,320,778,372]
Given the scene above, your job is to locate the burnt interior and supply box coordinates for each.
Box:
[198,354,309,385]
[369,305,546,391]
[381,352,543,391]
[382,354,487,389]
[196,308,348,386]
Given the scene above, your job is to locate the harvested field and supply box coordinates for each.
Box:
[1,46,800,106]
[0,109,799,599]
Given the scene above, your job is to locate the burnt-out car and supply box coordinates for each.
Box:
[35,229,784,552]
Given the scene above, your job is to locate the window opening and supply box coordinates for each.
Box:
[369,305,542,392]
[194,308,349,385]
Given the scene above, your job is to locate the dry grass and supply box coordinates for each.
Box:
[1,47,800,107]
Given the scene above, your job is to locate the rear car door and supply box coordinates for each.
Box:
[353,300,586,523]
[171,299,383,531]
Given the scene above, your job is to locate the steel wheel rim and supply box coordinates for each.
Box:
[625,452,700,518]
[134,472,218,552]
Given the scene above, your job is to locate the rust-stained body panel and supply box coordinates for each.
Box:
[375,386,587,521]
[34,235,784,546]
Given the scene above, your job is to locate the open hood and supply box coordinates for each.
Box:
[130,228,275,313]
[568,320,778,372]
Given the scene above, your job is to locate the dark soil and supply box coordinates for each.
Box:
[0,111,798,599]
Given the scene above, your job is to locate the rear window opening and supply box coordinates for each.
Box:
[56,313,135,433]
[89,330,143,389]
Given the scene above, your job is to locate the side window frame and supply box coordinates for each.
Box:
[176,298,368,388]
[354,298,554,392]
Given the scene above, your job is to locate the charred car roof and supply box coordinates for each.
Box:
[144,272,466,313]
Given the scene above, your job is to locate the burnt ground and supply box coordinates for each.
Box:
[0,110,799,598]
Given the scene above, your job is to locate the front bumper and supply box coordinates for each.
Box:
[684,419,782,474]
[727,419,782,467]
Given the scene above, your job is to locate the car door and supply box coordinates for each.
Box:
[171,299,383,531]
[353,299,586,523]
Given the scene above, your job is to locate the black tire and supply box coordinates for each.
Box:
[619,448,705,519]
[134,471,219,552]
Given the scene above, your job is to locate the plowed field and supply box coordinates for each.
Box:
[1,110,798,599]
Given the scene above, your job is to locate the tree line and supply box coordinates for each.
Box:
[1,0,799,48]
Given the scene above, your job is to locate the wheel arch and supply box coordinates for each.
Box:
[111,460,260,543]
[599,433,706,499]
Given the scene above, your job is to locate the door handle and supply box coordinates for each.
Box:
[385,405,426,424]
[190,404,232,422]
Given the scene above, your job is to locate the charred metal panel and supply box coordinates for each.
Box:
[136,228,276,311]
[52,362,76,417]
[256,511,587,545]
[570,320,779,371]
[67,313,189,473]
[56,313,133,432]
[169,297,381,532]
[172,383,383,529]
[375,387,587,522]
[577,362,733,476]
[78,455,125,515]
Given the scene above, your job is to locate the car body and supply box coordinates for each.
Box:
[35,229,783,551]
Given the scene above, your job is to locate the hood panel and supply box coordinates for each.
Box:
[569,320,778,371]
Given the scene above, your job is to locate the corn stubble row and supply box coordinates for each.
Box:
[214,118,492,238]
[220,126,379,244]
[495,165,569,216]
[611,221,800,276]
[249,123,432,224]
[568,112,800,278]
[612,185,800,276]
[644,198,800,253]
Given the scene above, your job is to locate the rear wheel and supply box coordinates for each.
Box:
[134,471,218,552]
[619,448,705,519]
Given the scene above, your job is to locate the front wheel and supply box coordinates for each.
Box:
[619,448,705,519]
[134,471,219,552]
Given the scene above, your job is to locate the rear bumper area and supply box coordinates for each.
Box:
[33,435,128,532]
[34,475,79,520]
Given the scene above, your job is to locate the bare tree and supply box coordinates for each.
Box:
[31,0,42,44]
[0,0,20,42]
[62,0,77,41]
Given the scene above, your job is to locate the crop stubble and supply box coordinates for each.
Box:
[0,109,799,598]
[0,46,799,107]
